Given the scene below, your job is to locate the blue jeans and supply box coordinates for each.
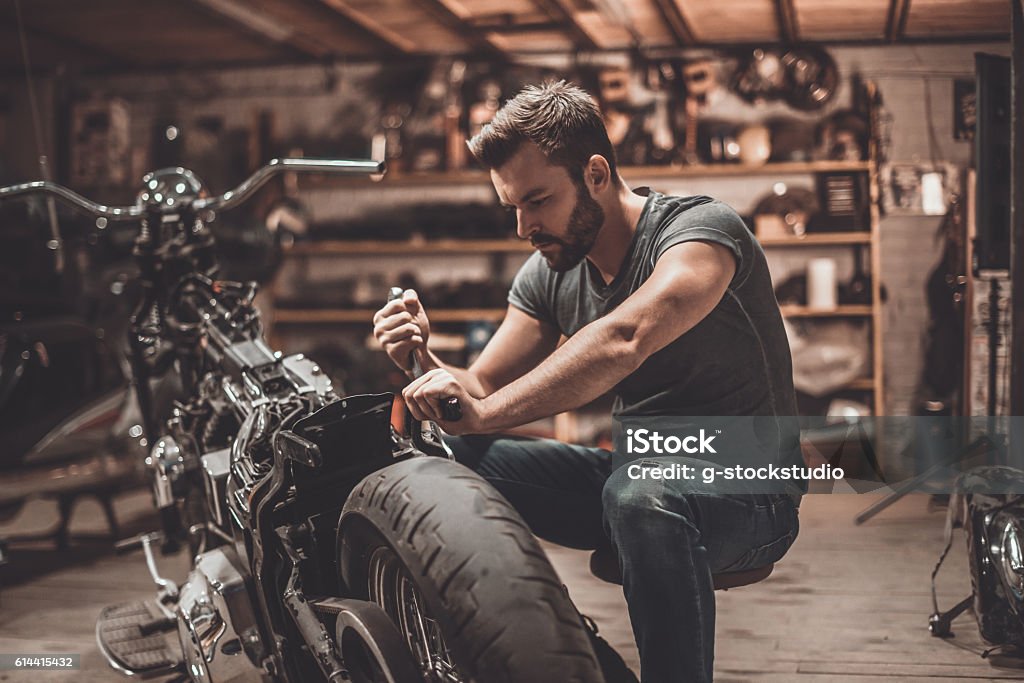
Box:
[446,435,800,683]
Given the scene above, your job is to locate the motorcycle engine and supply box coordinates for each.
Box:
[176,546,266,682]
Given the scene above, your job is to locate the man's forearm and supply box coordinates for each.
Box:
[419,349,492,398]
[479,318,641,432]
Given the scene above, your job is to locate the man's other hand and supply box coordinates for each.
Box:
[372,288,432,373]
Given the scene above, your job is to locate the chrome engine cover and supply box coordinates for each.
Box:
[200,447,231,527]
[177,546,265,683]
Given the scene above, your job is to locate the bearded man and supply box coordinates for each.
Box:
[373,80,804,682]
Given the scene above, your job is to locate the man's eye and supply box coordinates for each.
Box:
[529,197,548,208]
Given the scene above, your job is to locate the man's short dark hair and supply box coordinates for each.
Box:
[467,80,619,186]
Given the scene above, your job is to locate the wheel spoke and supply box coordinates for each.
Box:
[365,547,465,683]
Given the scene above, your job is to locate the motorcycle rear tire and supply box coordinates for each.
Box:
[337,456,605,683]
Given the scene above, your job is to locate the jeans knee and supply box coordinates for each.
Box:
[602,466,661,532]
[602,464,703,543]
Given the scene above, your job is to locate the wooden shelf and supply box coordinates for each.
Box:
[620,160,871,179]
[277,305,874,323]
[274,308,506,324]
[301,160,872,189]
[780,305,874,318]
[759,232,872,246]
[287,239,528,256]
[287,232,871,255]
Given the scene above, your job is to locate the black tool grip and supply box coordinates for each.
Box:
[441,396,463,422]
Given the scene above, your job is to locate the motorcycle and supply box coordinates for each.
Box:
[0,160,604,683]
[930,463,1024,654]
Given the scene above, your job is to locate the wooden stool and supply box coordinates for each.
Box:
[589,544,774,590]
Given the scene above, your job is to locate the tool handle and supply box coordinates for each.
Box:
[387,287,462,421]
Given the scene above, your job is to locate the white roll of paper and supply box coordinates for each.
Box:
[807,258,838,310]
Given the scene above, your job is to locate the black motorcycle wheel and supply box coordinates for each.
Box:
[337,456,605,683]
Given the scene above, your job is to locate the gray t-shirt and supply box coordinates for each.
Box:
[509,189,797,420]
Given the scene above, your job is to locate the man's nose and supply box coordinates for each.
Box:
[516,210,537,240]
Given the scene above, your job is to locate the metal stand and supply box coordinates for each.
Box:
[854,435,997,525]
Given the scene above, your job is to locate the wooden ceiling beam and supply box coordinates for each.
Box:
[411,0,506,55]
[650,0,695,46]
[885,0,912,43]
[531,0,600,50]
[225,0,402,57]
[775,0,799,44]
[317,0,419,53]
[188,0,323,60]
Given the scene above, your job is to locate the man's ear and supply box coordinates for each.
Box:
[584,154,612,194]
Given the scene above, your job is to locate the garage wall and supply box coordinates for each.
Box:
[1,41,1011,417]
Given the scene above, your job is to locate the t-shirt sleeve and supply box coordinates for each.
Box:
[652,200,754,289]
[507,252,557,325]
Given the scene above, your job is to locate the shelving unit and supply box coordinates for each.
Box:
[778,305,874,318]
[755,159,884,414]
[272,159,884,415]
[758,233,872,246]
[287,239,531,255]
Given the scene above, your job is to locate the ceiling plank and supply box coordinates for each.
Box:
[531,0,600,49]
[885,0,911,42]
[412,0,506,54]
[193,0,397,58]
[188,0,324,59]
[775,0,799,44]
[795,0,889,41]
[904,0,1005,37]
[317,0,420,53]
[650,0,695,45]
[8,0,298,68]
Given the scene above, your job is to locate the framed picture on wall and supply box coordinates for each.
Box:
[880,162,961,216]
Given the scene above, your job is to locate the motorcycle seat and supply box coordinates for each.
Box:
[589,544,774,590]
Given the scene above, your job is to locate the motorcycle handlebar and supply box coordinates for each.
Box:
[0,181,144,221]
[193,158,384,213]
[0,157,385,220]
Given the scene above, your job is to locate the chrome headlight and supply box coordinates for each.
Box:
[998,518,1024,600]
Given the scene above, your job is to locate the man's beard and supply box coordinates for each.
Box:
[531,186,605,272]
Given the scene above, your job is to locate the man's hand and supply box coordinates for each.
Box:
[372,289,432,373]
[402,368,489,435]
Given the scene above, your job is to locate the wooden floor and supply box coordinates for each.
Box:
[1,489,1023,682]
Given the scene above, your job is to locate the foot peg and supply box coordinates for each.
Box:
[96,600,184,678]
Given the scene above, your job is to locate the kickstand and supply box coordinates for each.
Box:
[929,595,973,638]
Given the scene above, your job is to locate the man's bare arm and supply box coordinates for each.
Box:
[472,241,736,431]
[465,305,561,393]
[420,306,558,396]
